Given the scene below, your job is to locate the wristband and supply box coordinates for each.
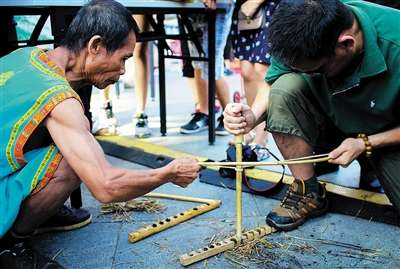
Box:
[357,133,372,158]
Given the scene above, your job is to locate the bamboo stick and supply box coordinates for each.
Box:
[128,200,221,243]
[198,154,331,168]
[179,225,276,266]
[144,192,217,204]
[282,153,329,161]
[235,135,243,241]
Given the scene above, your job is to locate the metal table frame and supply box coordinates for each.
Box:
[0,0,229,209]
[0,0,230,145]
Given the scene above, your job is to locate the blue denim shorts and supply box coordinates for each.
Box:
[188,4,234,80]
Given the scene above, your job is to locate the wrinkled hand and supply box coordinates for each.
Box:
[223,103,256,135]
[165,157,200,188]
[203,0,216,10]
[328,138,365,167]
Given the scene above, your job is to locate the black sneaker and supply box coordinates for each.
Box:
[180,112,209,134]
[35,206,91,234]
[215,115,229,136]
[0,241,65,269]
[134,113,151,138]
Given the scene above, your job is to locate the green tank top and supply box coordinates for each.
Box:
[0,47,80,178]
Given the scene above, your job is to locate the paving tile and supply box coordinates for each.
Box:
[33,222,121,269]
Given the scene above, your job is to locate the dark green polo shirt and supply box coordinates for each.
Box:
[266,1,400,134]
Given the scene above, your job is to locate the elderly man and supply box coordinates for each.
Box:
[224,0,400,231]
[0,1,200,268]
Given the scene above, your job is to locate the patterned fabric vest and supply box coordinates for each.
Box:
[0,47,81,236]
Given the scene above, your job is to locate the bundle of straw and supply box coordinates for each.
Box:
[100,198,166,221]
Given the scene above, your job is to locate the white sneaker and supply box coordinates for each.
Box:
[134,113,151,138]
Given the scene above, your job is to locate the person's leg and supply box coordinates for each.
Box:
[133,41,148,115]
[240,60,269,148]
[265,73,330,231]
[215,78,230,109]
[194,68,208,115]
[181,4,233,135]
[0,158,81,269]
[214,77,231,136]
[95,86,118,136]
[180,15,210,134]
[133,15,149,115]
[212,7,234,136]
[190,71,231,135]
[12,159,81,235]
[267,73,327,180]
[198,76,230,113]
[132,14,151,138]
[104,86,117,132]
[194,71,230,114]
[180,68,209,134]
[188,78,200,112]
[179,15,198,112]
[371,147,400,214]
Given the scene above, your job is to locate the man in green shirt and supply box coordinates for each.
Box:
[224,0,400,231]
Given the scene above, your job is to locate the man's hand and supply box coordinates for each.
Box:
[328,138,366,167]
[203,0,216,10]
[164,157,200,188]
[223,103,256,135]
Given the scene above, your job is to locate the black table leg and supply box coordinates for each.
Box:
[207,12,216,145]
[70,188,83,209]
[157,14,167,136]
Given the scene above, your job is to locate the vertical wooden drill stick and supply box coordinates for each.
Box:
[235,135,243,241]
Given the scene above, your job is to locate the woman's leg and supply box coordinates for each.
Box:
[240,60,269,146]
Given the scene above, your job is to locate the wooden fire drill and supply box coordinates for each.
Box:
[127,135,331,265]
[180,135,332,266]
[179,135,277,266]
[235,134,244,241]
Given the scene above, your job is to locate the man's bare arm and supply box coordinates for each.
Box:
[45,98,199,203]
[329,127,400,167]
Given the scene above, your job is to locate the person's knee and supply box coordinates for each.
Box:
[241,64,267,81]
[270,73,309,99]
[268,73,311,112]
[374,149,400,213]
[267,73,319,144]
[241,65,258,81]
[253,64,268,80]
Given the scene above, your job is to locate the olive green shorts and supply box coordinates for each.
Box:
[266,72,400,212]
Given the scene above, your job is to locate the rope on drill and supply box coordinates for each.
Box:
[198,153,331,169]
